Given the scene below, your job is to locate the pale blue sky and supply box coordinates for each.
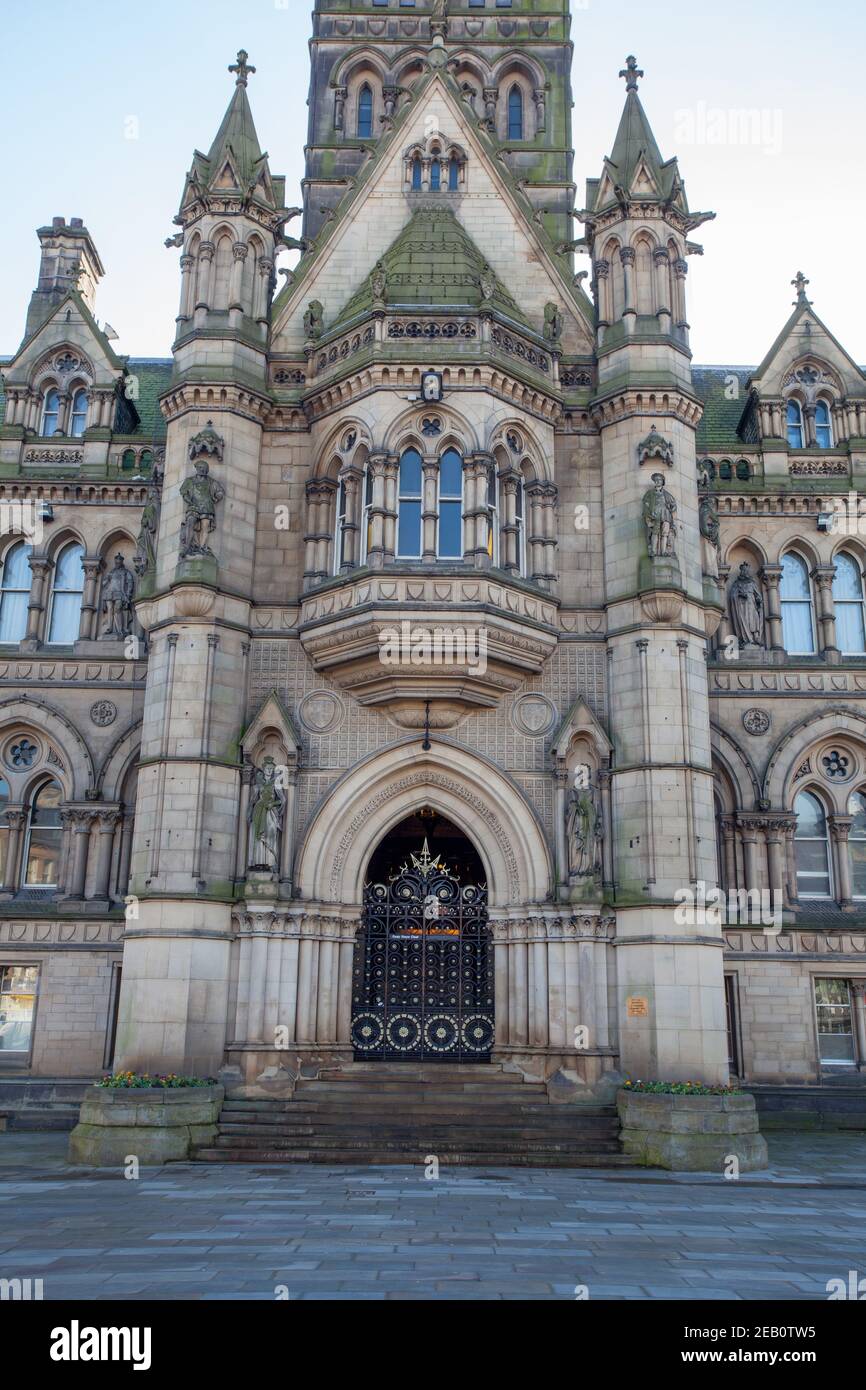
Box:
[1,0,863,365]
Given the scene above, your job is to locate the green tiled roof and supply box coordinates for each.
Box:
[692,366,751,453]
[332,206,530,329]
[124,358,172,439]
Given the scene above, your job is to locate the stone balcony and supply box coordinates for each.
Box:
[298,568,558,730]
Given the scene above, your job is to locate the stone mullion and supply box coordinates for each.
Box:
[784,822,799,906]
[760,566,784,651]
[813,564,838,657]
[421,457,438,562]
[470,453,494,569]
[461,459,480,563]
[541,484,558,592]
[829,817,854,909]
[24,558,50,645]
[803,403,817,447]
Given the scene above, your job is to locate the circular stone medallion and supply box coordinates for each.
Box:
[90,700,118,727]
[742,708,770,736]
[511,694,557,737]
[298,690,344,735]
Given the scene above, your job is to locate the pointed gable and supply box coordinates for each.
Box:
[750,279,866,398]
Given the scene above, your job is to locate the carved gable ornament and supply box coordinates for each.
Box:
[188,420,225,463]
[638,428,675,469]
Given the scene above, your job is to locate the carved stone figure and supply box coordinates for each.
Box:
[566,775,603,879]
[543,301,564,344]
[247,757,286,871]
[179,460,225,560]
[370,261,387,302]
[479,263,496,303]
[134,484,160,578]
[99,554,135,638]
[729,561,765,647]
[303,300,324,341]
[642,472,678,558]
[699,493,721,579]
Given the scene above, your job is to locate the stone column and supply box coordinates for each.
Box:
[63,809,94,901]
[720,815,738,892]
[116,813,134,901]
[0,808,26,897]
[594,259,610,338]
[763,817,790,917]
[526,483,545,583]
[178,253,195,325]
[673,257,689,342]
[338,466,362,572]
[619,247,636,330]
[715,564,732,651]
[829,816,854,909]
[739,818,761,898]
[813,564,838,657]
[851,981,866,1070]
[194,241,215,322]
[382,455,399,563]
[653,248,671,332]
[89,808,121,904]
[761,566,784,651]
[540,483,558,592]
[23,557,50,647]
[80,557,102,641]
[500,469,520,573]
[278,763,298,900]
[229,242,249,319]
[256,258,273,332]
[365,452,388,569]
[554,766,569,892]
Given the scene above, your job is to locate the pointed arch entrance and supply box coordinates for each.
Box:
[351,809,494,1062]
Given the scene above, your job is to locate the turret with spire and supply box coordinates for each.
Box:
[590,58,729,1086]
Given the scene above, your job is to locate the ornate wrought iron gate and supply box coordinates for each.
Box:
[351,840,494,1062]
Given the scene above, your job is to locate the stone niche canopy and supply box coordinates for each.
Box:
[298,570,558,730]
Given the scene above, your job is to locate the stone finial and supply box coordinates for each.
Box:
[791,271,812,306]
[619,55,644,93]
[229,49,256,88]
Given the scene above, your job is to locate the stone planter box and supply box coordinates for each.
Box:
[617,1089,768,1172]
[68,1085,224,1167]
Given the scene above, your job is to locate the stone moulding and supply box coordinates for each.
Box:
[617,1089,768,1172]
[67,1085,224,1166]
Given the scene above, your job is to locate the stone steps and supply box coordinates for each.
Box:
[197,1063,631,1169]
[195,1147,634,1168]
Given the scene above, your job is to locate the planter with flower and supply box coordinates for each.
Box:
[617,1079,768,1172]
[68,1073,224,1166]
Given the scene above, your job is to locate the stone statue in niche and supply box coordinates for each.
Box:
[134,483,160,578]
[642,472,678,558]
[303,300,324,341]
[543,301,564,345]
[699,493,721,579]
[479,263,496,304]
[99,554,135,638]
[179,460,225,560]
[729,561,765,648]
[566,768,603,879]
[247,757,286,872]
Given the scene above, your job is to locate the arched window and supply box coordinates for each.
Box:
[507,85,524,140]
[833,552,866,654]
[486,465,498,565]
[0,541,32,644]
[847,790,866,899]
[780,552,815,654]
[815,400,833,449]
[786,399,804,449]
[70,388,88,438]
[735,459,751,481]
[794,790,832,898]
[121,449,137,471]
[718,460,732,481]
[430,157,441,191]
[411,157,422,190]
[438,448,464,559]
[449,157,460,191]
[0,777,9,887]
[139,450,153,473]
[47,543,84,644]
[357,84,373,139]
[397,448,423,559]
[23,780,63,888]
[40,389,61,437]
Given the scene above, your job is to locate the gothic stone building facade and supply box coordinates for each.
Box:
[1,1,865,1094]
